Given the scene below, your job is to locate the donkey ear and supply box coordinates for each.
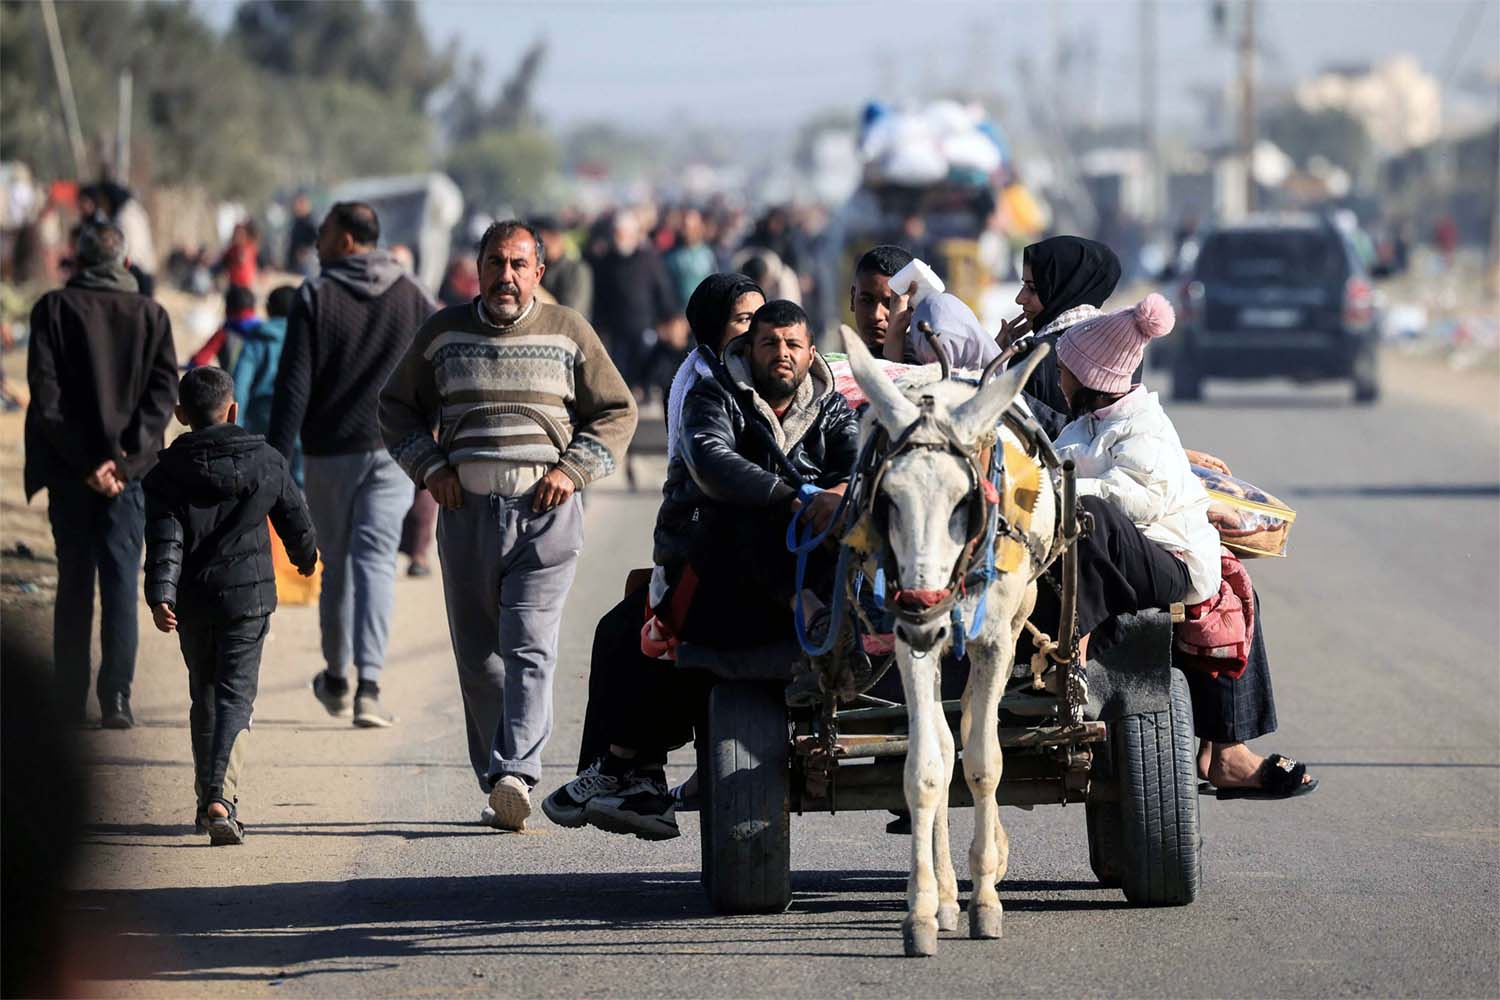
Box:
[841,325,918,434]
[950,343,1051,444]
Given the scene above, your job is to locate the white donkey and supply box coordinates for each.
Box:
[842,328,1058,958]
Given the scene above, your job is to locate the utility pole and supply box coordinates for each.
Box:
[117,70,133,186]
[39,0,87,179]
[1238,0,1257,214]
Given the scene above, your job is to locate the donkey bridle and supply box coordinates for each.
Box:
[863,394,1000,626]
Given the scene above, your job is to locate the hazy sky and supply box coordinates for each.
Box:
[414,0,1498,131]
[202,0,1500,135]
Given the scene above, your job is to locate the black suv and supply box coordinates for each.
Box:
[1171,215,1379,403]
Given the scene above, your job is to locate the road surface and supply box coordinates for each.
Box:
[42,355,1500,997]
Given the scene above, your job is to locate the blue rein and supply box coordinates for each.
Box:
[951,451,1004,661]
[788,483,854,656]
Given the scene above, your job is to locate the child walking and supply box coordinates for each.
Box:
[144,367,318,844]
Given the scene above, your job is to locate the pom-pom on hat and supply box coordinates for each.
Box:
[1056,292,1175,393]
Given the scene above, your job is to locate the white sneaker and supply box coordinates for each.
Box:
[486,775,532,832]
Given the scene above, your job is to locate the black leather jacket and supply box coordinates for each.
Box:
[652,340,859,573]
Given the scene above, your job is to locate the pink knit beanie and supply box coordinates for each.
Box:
[1056,293,1175,393]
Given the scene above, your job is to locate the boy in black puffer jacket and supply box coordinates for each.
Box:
[143,367,318,845]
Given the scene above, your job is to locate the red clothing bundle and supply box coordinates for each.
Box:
[1173,547,1254,679]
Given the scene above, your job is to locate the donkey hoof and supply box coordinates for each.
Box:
[936,903,961,932]
[969,903,1003,940]
[902,918,939,957]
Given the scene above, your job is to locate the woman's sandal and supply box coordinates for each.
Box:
[205,798,246,846]
[1214,753,1319,800]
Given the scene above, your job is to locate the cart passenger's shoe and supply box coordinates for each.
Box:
[541,759,622,828]
[585,769,680,841]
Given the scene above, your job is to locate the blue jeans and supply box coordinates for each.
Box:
[302,450,412,683]
[48,479,145,716]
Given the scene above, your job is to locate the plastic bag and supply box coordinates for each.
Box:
[1192,467,1297,558]
[271,521,321,604]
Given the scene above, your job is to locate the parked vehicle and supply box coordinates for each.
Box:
[1171,214,1380,404]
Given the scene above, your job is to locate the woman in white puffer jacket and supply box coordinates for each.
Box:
[1051,294,1222,605]
[1027,292,1220,655]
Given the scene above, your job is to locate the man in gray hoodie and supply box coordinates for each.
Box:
[268,202,436,727]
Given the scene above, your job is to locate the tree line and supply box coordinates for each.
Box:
[1,0,555,209]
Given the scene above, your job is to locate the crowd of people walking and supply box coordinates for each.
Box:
[23,192,1313,847]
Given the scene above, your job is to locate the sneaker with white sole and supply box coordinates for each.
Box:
[353,690,395,728]
[584,768,680,841]
[540,759,622,828]
[487,774,532,831]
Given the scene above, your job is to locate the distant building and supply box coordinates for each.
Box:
[1295,55,1442,154]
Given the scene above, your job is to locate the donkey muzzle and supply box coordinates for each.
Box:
[895,618,950,654]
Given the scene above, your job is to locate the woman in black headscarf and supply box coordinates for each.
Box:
[666,273,765,462]
[1004,236,1122,437]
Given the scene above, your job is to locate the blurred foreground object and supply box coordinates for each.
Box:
[1,623,87,997]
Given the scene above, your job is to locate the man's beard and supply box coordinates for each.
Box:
[486,283,523,321]
[752,368,801,404]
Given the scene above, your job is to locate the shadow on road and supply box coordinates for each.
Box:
[67,870,1127,981]
[1301,761,1499,769]
[84,820,503,842]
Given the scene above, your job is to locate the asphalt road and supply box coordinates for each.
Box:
[57,356,1500,998]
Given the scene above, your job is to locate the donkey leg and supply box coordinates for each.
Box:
[962,636,1011,941]
[933,671,960,933]
[995,814,1011,883]
[898,649,946,957]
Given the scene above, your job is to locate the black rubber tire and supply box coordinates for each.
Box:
[1353,350,1380,404]
[1085,798,1125,888]
[696,738,713,893]
[1115,668,1201,905]
[703,681,792,914]
[1171,350,1203,401]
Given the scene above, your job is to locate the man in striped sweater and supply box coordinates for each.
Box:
[379,220,636,831]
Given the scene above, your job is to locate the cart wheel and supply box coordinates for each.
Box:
[1115,668,1201,905]
[696,737,713,893]
[703,681,792,914]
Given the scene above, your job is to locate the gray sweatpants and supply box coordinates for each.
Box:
[437,491,583,789]
[303,450,412,683]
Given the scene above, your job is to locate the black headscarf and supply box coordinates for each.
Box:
[1023,236,1121,332]
[685,272,764,354]
[1012,236,1122,439]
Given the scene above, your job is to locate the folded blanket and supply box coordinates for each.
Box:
[1173,546,1254,679]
